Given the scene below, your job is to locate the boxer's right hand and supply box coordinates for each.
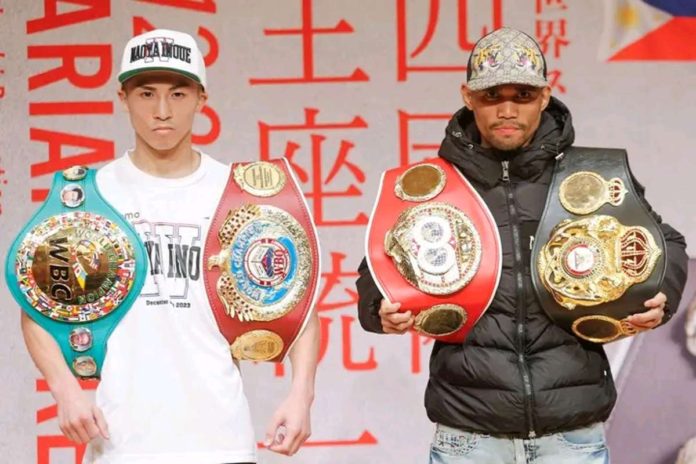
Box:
[379,300,414,334]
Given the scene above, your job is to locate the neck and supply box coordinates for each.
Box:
[130,133,200,178]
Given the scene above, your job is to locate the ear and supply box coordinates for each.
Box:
[117,87,129,113]
[540,86,552,111]
[461,84,473,110]
[196,88,208,112]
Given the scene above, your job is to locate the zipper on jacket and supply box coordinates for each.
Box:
[501,160,537,439]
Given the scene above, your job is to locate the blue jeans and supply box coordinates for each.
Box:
[430,423,609,464]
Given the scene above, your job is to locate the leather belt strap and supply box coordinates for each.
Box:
[531,147,667,343]
[203,159,320,362]
[366,158,501,343]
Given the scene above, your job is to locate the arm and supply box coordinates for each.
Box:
[265,309,319,456]
[356,257,414,334]
[627,173,689,328]
[356,257,386,333]
[21,312,109,443]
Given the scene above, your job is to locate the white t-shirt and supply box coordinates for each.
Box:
[84,152,256,464]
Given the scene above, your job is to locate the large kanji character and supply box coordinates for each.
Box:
[249,0,368,84]
[259,109,369,227]
[398,111,453,166]
[397,0,503,81]
[536,19,569,59]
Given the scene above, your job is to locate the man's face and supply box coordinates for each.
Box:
[462,84,551,152]
[118,72,207,153]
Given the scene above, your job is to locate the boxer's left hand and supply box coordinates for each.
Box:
[265,388,312,456]
[625,292,667,330]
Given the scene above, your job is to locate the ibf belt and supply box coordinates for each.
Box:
[366,159,502,343]
[203,159,320,362]
[531,147,666,343]
[5,166,147,378]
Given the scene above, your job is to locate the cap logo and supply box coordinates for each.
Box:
[513,45,543,73]
[471,44,502,78]
[129,37,191,64]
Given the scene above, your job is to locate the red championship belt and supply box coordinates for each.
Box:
[204,159,320,362]
[366,158,501,343]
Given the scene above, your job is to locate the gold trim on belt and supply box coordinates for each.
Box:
[537,215,662,310]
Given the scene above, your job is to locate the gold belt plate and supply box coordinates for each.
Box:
[537,215,661,309]
[559,171,627,215]
[15,212,138,322]
[207,204,311,322]
[385,202,481,295]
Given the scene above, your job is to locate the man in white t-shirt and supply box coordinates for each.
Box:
[20,29,319,464]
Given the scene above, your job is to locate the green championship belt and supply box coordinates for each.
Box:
[5,166,147,378]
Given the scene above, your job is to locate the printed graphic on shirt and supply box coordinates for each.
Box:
[131,219,202,302]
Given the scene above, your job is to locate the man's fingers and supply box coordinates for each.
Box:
[82,414,101,441]
[628,308,663,325]
[93,406,110,440]
[379,300,401,315]
[270,425,298,455]
[644,292,667,308]
[286,426,303,455]
[60,424,77,444]
[626,309,663,329]
[380,301,414,334]
[383,315,414,334]
[396,318,414,331]
[71,419,91,443]
[384,310,412,324]
[264,416,284,446]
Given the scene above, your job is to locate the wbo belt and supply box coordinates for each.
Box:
[366,158,502,343]
[531,147,666,343]
[5,166,147,378]
[203,158,320,362]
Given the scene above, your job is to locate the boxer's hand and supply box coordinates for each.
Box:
[379,300,414,334]
[56,385,109,444]
[625,292,667,330]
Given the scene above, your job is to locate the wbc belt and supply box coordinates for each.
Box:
[5,166,147,379]
[531,147,666,343]
[366,158,502,343]
[203,159,320,362]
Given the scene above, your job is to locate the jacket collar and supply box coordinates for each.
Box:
[438,96,575,189]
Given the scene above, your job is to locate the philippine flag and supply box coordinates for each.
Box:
[599,0,696,60]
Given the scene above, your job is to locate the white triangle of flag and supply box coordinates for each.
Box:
[598,0,673,61]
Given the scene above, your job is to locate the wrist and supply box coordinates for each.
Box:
[289,381,315,403]
[50,375,82,402]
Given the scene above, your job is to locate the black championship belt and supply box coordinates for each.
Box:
[531,147,666,343]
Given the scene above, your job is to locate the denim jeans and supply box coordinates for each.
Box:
[430,422,610,464]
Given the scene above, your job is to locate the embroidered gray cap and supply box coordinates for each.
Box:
[466,27,547,91]
[118,29,207,88]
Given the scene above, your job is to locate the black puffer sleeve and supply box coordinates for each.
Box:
[356,257,385,333]
[631,174,689,323]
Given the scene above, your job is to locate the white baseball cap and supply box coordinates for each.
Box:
[118,29,207,88]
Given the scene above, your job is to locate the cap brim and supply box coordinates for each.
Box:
[118,67,203,87]
[467,76,548,91]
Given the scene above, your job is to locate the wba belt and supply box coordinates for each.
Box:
[366,159,502,343]
[5,166,147,379]
[203,159,320,362]
[531,147,666,343]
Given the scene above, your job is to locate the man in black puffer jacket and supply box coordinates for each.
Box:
[356,27,688,463]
